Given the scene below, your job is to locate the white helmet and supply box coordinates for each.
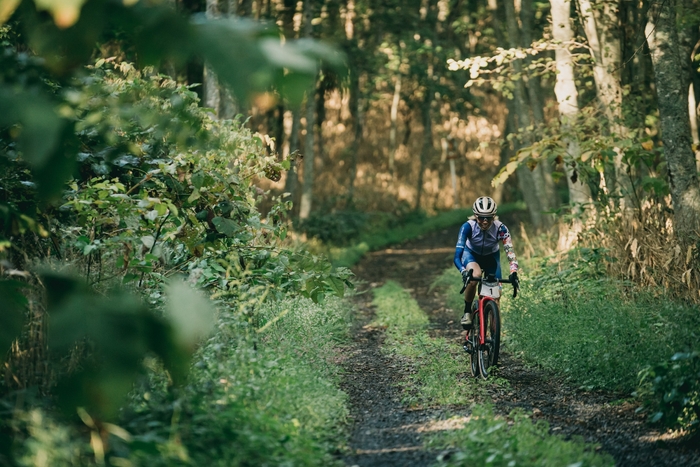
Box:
[473,196,497,217]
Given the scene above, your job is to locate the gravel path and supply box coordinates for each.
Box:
[340,227,700,467]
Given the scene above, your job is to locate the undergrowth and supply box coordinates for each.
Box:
[14,296,351,466]
[372,281,613,466]
[428,405,614,467]
[326,202,526,267]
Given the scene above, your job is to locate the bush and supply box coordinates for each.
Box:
[299,210,368,245]
[638,351,700,433]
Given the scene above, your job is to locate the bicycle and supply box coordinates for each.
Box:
[460,270,519,379]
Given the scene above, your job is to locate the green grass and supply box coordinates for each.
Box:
[329,202,526,267]
[507,268,700,393]
[432,253,700,395]
[428,404,614,467]
[372,281,614,466]
[371,281,483,407]
[115,296,351,467]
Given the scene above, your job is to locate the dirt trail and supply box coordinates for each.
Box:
[340,227,700,467]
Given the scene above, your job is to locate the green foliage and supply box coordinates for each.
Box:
[638,351,700,433]
[327,202,527,267]
[299,210,368,245]
[0,16,351,466]
[502,251,700,393]
[429,404,614,467]
[371,281,484,407]
[120,296,350,466]
[43,271,199,419]
[0,0,337,202]
[6,296,350,466]
[0,279,27,354]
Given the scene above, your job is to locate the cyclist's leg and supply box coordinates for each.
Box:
[464,262,482,305]
[461,250,482,328]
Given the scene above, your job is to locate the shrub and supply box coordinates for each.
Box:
[299,210,368,245]
[638,351,700,434]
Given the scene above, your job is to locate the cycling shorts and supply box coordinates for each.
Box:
[461,248,502,279]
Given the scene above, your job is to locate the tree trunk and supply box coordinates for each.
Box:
[283,110,300,200]
[298,0,315,221]
[521,0,560,213]
[551,0,593,249]
[646,0,700,238]
[346,68,361,206]
[415,83,433,212]
[577,0,634,209]
[204,0,221,117]
[315,85,326,171]
[389,74,401,177]
[690,83,700,171]
[503,0,546,228]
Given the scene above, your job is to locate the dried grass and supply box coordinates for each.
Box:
[580,200,700,303]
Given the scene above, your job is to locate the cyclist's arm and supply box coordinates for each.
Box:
[497,224,518,273]
[454,222,472,271]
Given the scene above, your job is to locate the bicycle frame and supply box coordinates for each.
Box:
[460,271,517,349]
[460,271,518,379]
[475,294,497,346]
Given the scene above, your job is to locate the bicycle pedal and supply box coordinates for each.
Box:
[463,344,473,354]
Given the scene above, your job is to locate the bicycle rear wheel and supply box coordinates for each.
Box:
[478,300,501,379]
[469,312,480,377]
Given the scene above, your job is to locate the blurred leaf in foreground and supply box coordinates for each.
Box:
[43,271,188,419]
[0,279,29,356]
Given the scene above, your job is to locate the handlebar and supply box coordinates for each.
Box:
[459,270,519,298]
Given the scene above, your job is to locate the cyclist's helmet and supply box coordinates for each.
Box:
[473,196,497,217]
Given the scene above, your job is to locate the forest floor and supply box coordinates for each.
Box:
[339,227,700,467]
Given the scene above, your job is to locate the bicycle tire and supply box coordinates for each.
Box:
[478,300,501,379]
[469,312,480,377]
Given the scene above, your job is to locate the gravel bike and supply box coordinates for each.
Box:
[460,270,519,379]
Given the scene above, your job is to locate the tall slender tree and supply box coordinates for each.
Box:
[551,0,593,248]
[503,0,548,228]
[577,0,635,209]
[298,0,316,221]
[646,0,700,237]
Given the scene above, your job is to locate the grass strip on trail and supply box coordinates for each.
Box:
[371,281,614,467]
[372,280,483,407]
[429,405,614,467]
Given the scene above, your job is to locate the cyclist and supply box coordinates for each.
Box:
[454,196,519,329]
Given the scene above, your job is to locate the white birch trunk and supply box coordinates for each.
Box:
[577,0,634,209]
[689,83,700,171]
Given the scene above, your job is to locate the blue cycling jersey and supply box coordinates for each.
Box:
[454,219,519,273]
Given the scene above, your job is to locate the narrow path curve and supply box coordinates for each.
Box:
[341,227,700,467]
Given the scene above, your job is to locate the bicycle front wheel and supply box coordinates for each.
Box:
[478,300,501,379]
[469,312,480,378]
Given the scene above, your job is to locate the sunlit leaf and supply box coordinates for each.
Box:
[33,0,88,28]
[0,0,21,23]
